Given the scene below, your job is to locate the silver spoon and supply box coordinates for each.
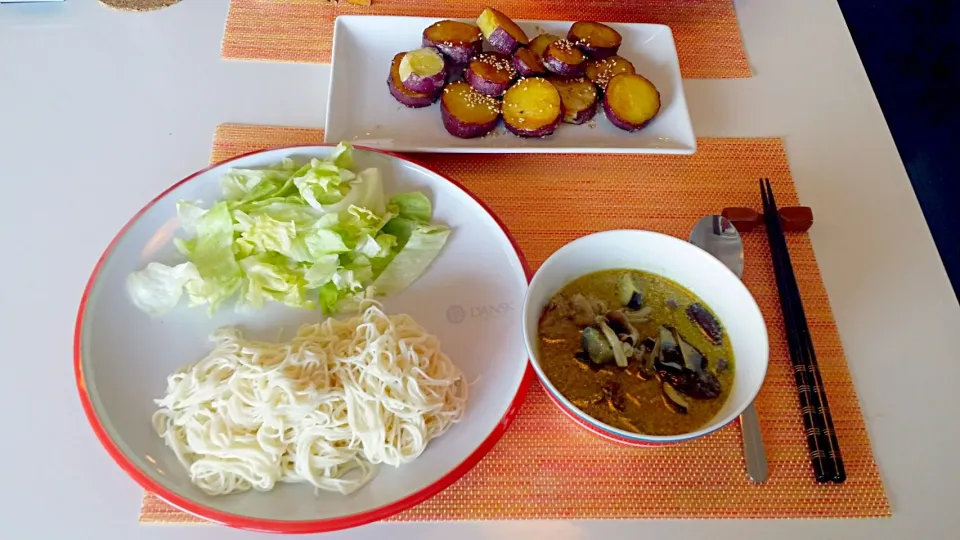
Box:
[690,215,769,483]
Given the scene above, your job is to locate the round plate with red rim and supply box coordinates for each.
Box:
[74,145,532,533]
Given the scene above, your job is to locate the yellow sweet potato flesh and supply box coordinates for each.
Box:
[584,56,636,88]
[442,82,501,124]
[424,20,482,46]
[606,73,660,126]
[503,79,562,131]
[569,21,622,49]
[530,33,561,58]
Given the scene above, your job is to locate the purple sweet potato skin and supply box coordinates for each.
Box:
[440,100,499,138]
[576,43,619,59]
[485,26,522,55]
[504,115,561,138]
[399,56,447,95]
[388,75,438,108]
[446,62,467,84]
[512,48,547,77]
[422,35,482,66]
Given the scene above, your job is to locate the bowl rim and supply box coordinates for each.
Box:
[521,229,769,444]
[74,144,535,533]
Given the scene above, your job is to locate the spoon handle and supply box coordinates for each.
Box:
[740,402,769,483]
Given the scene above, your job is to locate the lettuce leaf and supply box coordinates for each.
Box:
[382,192,434,245]
[321,168,385,215]
[372,225,450,297]
[237,254,312,310]
[389,192,433,223]
[126,262,201,316]
[127,142,450,316]
[220,158,300,202]
[294,159,351,209]
[178,201,242,312]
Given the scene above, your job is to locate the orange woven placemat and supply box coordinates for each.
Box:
[222,0,750,79]
[140,124,889,522]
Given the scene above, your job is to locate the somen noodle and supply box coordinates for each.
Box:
[152,303,467,496]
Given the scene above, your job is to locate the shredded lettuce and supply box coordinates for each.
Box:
[127,143,449,316]
[178,201,242,311]
[126,262,200,316]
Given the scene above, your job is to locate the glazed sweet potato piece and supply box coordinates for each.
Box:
[398,47,447,94]
[477,8,529,54]
[552,78,599,124]
[542,39,587,78]
[568,21,623,58]
[584,55,636,89]
[440,81,501,139]
[422,20,483,65]
[603,73,661,131]
[387,52,440,108]
[465,52,517,97]
[502,78,562,137]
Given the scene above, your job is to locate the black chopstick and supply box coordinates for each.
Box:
[760,179,846,484]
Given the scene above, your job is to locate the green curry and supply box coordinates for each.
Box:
[537,269,734,436]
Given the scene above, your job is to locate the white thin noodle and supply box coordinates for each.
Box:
[152,303,467,496]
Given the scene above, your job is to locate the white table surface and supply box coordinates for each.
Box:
[2,0,958,538]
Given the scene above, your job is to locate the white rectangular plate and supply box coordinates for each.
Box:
[325,16,696,154]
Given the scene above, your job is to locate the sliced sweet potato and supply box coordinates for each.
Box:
[465,52,517,97]
[512,47,547,77]
[603,73,661,131]
[422,20,483,65]
[398,47,447,94]
[584,55,636,89]
[441,81,501,139]
[552,78,599,124]
[542,39,587,78]
[529,33,562,59]
[477,8,528,55]
[387,52,440,108]
[567,21,623,58]
[502,78,562,138]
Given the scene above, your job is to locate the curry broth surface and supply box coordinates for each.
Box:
[537,269,735,435]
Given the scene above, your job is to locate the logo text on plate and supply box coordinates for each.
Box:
[446,302,514,324]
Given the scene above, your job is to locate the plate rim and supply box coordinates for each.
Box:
[325,16,695,155]
[73,144,535,533]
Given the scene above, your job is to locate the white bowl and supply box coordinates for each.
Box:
[75,145,532,533]
[521,230,769,445]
